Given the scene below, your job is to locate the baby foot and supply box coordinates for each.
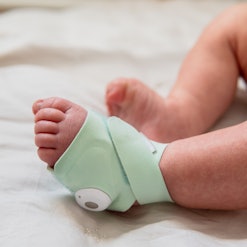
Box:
[33,97,87,168]
[106,78,176,142]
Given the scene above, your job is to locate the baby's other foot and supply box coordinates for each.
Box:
[33,97,87,168]
[105,78,172,142]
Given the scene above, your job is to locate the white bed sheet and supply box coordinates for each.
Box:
[1,1,247,246]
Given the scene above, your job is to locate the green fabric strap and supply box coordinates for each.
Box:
[108,117,172,205]
[51,110,172,212]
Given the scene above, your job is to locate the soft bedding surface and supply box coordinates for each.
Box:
[1,1,247,246]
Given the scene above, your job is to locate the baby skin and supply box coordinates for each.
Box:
[34,4,247,210]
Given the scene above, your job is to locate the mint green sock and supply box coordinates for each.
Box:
[50,110,172,212]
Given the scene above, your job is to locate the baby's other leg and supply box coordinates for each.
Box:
[169,4,246,132]
[106,4,245,142]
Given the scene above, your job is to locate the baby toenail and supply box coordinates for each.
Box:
[36,100,44,110]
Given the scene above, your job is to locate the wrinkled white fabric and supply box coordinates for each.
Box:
[1,1,247,247]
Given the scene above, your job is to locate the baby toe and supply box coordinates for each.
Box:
[35,120,59,134]
[37,97,73,113]
[35,133,58,149]
[37,148,60,168]
[32,99,44,114]
[35,108,65,123]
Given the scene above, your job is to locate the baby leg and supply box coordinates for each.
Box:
[106,4,247,142]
